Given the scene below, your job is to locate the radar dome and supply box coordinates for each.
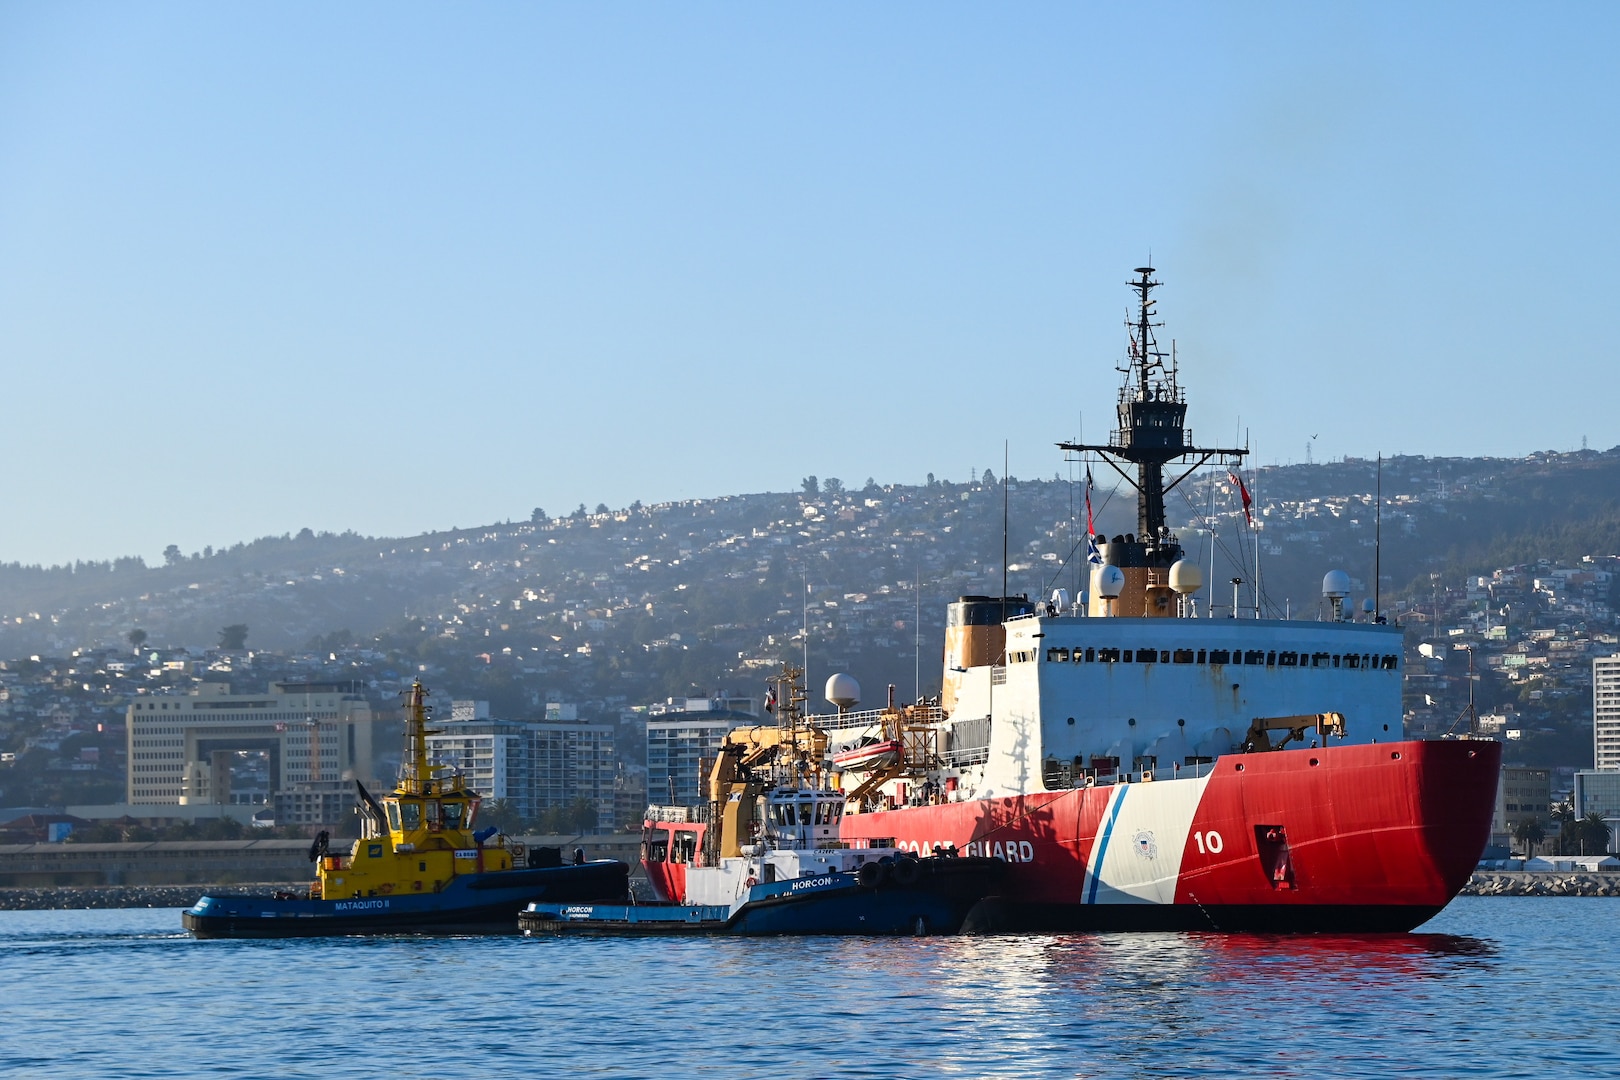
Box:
[1094,564,1126,599]
[1362,598,1376,614]
[1169,560,1203,596]
[825,673,861,710]
[1322,570,1351,599]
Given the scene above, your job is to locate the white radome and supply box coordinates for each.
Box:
[1322,569,1352,599]
[1095,564,1127,599]
[1169,559,1203,596]
[825,672,861,710]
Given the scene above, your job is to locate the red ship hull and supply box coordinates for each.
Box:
[835,738,1500,932]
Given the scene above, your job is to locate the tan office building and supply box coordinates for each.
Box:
[126,681,381,806]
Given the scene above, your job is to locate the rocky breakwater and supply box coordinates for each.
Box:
[0,884,288,911]
[1462,872,1620,897]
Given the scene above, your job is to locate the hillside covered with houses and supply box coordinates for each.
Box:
[2,447,1619,812]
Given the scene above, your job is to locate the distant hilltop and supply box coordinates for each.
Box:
[0,447,1618,668]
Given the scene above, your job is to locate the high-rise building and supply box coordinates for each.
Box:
[644,697,757,807]
[426,712,615,827]
[126,681,379,811]
[1596,654,1620,769]
[1492,765,1551,851]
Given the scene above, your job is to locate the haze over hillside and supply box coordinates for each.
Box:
[2,449,1618,703]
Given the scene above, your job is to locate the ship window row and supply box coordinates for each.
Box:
[1043,646,1399,671]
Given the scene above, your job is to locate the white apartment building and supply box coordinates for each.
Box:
[426,713,616,826]
[1596,654,1620,770]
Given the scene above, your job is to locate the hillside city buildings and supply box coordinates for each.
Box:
[4,454,1620,855]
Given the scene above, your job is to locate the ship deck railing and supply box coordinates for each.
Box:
[645,805,710,824]
[807,704,946,733]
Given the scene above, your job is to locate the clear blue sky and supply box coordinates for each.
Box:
[2,4,1615,567]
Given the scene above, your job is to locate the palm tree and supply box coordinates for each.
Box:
[1579,813,1612,856]
[1512,816,1546,858]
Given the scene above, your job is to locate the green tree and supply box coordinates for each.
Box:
[531,507,548,524]
[594,503,610,515]
[219,624,249,650]
[823,477,843,496]
[567,795,598,833]
[127,628,148,652]
[1578,812,1612,855]
[801,476,818,496]
[162,544,183,567]
[982,468,997,485]
[1512,816,1546,858]
[480,798,524,834]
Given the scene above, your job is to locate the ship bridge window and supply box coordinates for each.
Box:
[1174,649,1195,664]
[1046,647,1070,662]
[1098,648,1120,663]
[386,803,401,832]
[1382,654,1399,670]
[399,802,421,831]
[1345,654,1359,669]
[1278,651,1298,667]
[1083,647,1096,662]
[1121,650,1134,663]
[644,832,669,863]
[442,802,464,828]
[672,830,698,864]
[1311,652,1331,668]
[799,801,814,825]
[1244,650,1266,665]
[1209,649,1230,665]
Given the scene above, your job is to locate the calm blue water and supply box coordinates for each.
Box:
[0,899,1612,1079]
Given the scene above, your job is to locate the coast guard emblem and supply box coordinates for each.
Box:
[1132,830,1158,859]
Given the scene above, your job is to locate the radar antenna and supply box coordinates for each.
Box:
[1059,266,1247,566]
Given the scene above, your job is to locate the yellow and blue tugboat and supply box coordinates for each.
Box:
[183,681,629,938]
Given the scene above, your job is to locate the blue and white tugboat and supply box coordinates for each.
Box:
[183,681,629,938]
[521,668,1006,936]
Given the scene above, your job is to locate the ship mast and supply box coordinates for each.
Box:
[1059,267,1246,565]
[398,679,441,796]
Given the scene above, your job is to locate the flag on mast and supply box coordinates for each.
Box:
[1085,466,1102,566]
[1228,470,1253,526]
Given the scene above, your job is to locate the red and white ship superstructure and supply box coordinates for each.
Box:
[645,267,1500,932]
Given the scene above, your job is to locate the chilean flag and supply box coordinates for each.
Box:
[1229,471,1253,526]
[1085,467,1102,565]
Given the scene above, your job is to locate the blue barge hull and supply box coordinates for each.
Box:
[522,858,1006,937]
[183,860,630,938]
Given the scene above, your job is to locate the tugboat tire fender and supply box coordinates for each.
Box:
[890,858,921,887]
[857,861,885,888]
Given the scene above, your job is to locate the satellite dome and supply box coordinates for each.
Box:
[1094,564,1126,599]
[1322,570,1351,599]
[825,673,861,710]
[1169,560,1203,596]
[1050,588,1071,612]
[1362,597,1376,614]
